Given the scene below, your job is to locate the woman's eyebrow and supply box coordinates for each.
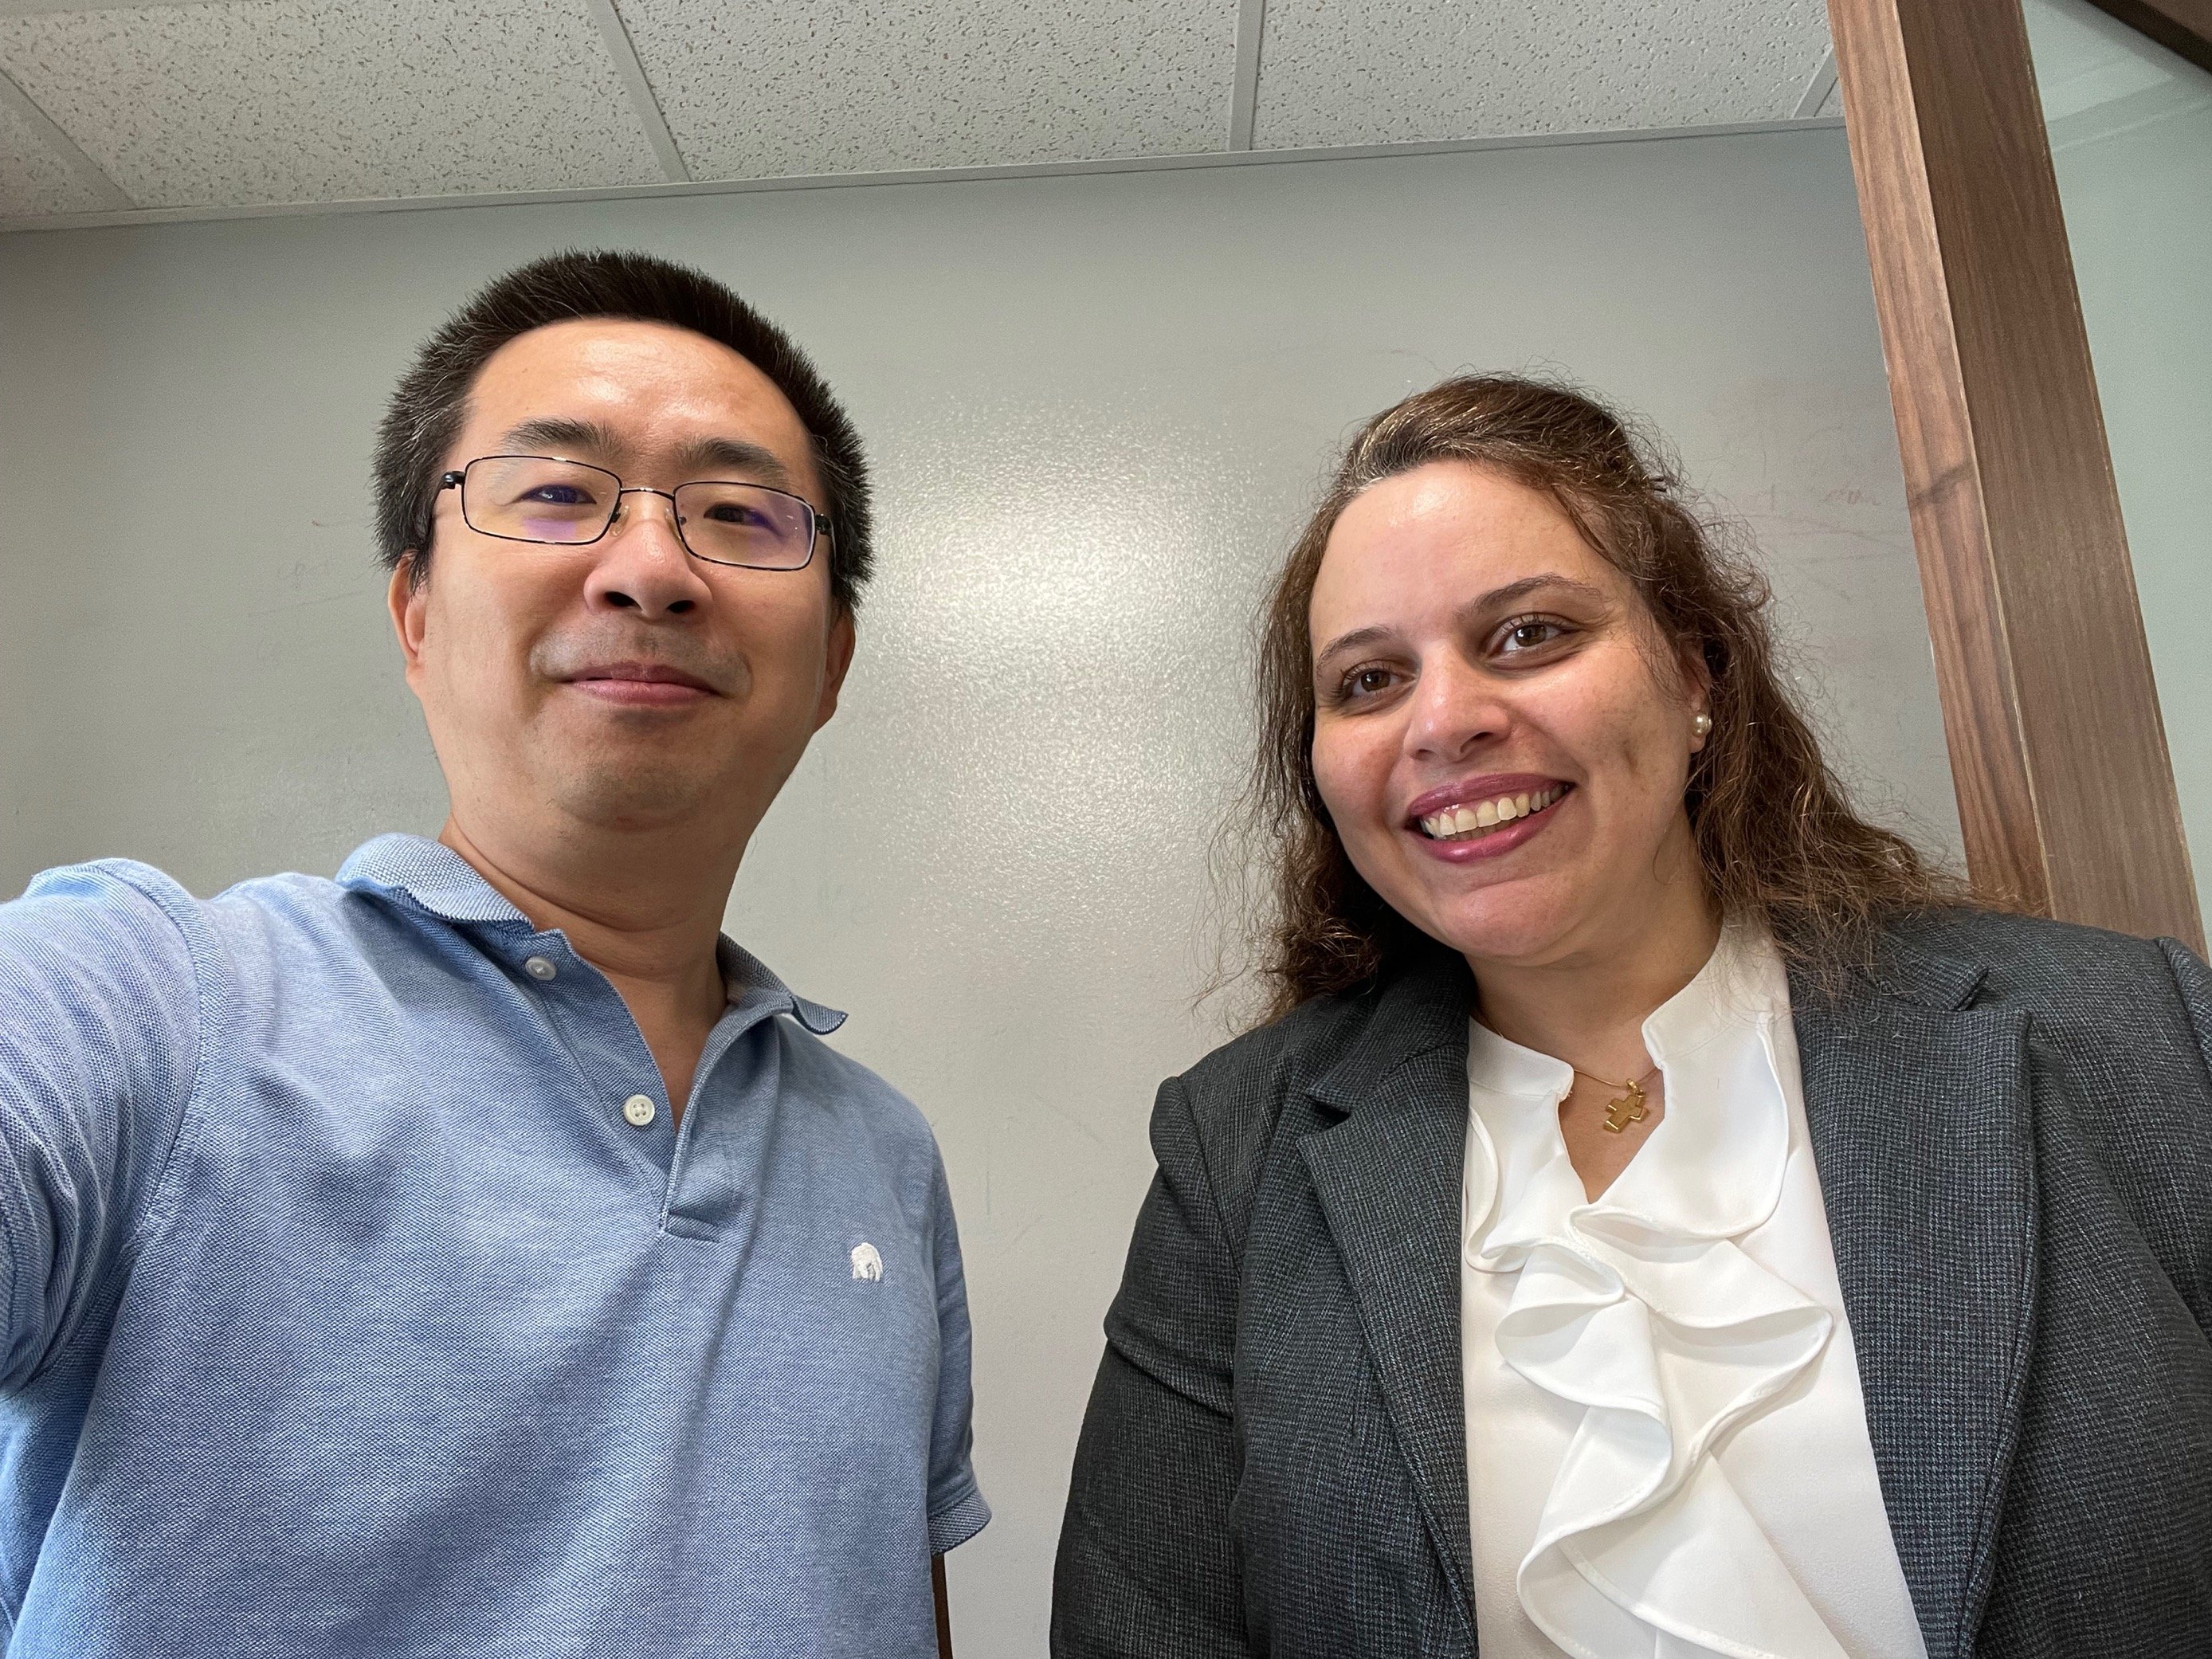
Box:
[1312,623,1396,665]
[1457,574,1608,618]
[1313,575,1609,665]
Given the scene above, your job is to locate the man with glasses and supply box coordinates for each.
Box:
[0,251,983,1657]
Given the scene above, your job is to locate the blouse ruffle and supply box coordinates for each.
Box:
[1464,932,1852,1659]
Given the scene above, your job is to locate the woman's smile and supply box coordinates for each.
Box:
[1406,777,1575,863]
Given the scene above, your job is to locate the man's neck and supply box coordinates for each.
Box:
[437,815,737,1116]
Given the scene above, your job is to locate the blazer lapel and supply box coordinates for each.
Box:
[1792,939,2038,1659]
[1297,950,1480,1634]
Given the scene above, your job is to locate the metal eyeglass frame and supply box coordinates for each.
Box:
[431,455,833,571]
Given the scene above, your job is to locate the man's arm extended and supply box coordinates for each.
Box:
[0,864,201,1388]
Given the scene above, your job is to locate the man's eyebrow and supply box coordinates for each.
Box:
[496,416,620,457]
[488,422,795,490]
[673,436,793,488]
[1311,574,1610,665]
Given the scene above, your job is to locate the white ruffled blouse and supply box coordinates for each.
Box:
[1459,928,1929,1659]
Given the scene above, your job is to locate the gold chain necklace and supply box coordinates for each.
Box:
[1571,1063,1661,1135]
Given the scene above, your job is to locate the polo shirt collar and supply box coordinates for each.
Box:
[337,833,845,1035]
[717,938,847,1035]
[339,833,532,925]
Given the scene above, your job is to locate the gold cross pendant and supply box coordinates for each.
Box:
[1601,1077,1649,1135]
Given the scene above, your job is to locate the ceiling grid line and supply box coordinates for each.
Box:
[1228,0,1266,151]
[0,116,1846,237]
[1792,46,1840,117]
[0,1,228,14]
[0,60,130,207]
[582,0,690,182]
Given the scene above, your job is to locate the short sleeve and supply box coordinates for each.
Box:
[0,863,205,1387]
[924,1154,989,1555]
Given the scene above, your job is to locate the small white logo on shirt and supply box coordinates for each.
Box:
[849,1242,884,1282]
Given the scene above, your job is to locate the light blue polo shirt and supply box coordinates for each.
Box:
[0,834,986,1657]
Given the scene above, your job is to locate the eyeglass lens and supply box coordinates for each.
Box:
[460,456,815,570]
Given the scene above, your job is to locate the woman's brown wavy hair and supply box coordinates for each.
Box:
[1232,373,1958,1024]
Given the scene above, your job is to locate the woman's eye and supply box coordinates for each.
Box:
[1339,665,1397,700]
[1498,617,1568,654]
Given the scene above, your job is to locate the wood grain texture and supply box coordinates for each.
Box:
[2084,0,2212,76]
[1827,0,2205,950]
[933,1554,954,1659]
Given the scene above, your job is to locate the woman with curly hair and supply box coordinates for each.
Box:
[1053,375,2212,1659]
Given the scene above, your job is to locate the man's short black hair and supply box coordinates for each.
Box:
[372,249,872,613]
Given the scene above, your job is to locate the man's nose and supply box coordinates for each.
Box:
[582,490,714,618]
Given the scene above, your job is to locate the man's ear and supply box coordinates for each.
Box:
[814,606,857,731]
[388,554,429,678]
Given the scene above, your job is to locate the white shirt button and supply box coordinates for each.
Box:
[622,1094,657,1128]
[523,955,558,982]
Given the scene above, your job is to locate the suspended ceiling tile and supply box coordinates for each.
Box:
[0,0,665,210]
[1250,0,1833,149]
[0,87,108,216]
[622,0,1239,180]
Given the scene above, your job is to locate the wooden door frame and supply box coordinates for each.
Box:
[1826,0,2205,951]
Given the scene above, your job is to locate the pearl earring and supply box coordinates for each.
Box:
[1691,712,1713,739]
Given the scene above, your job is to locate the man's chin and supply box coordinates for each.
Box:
[544,766,724,835]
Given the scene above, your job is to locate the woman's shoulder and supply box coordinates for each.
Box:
[1150,985,1387,1231]
[1885,904,2198,1010]
[1167,951,1472,1196]
[1178,980,1385,1114]
[1885,911,2212,1315]
[1876,907,2212,1096]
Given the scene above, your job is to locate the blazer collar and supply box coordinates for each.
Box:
[1790,930,2036,1659]
[1297,928,1992,1109]
[1860,928,1990,1012]
[1300,930,1986,1112]
[1308,947,1476,1120]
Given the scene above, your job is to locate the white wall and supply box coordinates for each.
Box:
[0,127,1956,1655]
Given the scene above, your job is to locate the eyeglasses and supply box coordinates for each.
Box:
[433,454,830,571]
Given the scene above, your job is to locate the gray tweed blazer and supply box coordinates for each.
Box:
[1052,910,2212,1657]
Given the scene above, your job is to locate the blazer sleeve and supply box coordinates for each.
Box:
[1052,1073,1247,1657]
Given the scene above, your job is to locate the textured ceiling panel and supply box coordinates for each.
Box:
[1250,0,1832,148]
[0,0,664,209]
[0,88,108,216]
[622,0,1239,179]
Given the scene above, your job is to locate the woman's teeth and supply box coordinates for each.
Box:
[1418,786,1566,841]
